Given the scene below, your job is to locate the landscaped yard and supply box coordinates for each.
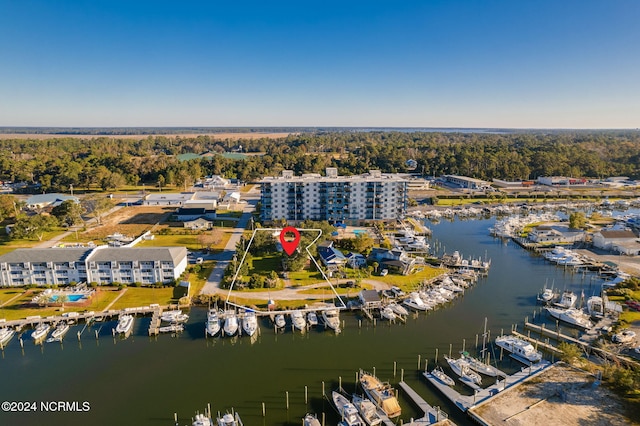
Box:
[287,270,325,287]
[108,287,180,310]
[0,288,123,321]
[0,288,25,305]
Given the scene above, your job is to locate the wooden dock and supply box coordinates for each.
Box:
[398,381,451,425]
[423,361,552,412]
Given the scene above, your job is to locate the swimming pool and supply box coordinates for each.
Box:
[50,294,86,303]
[353,229,367,236]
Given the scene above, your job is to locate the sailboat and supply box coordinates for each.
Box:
[444,355,482,386]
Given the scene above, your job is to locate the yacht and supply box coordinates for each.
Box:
[553,291,577,309]
[0,327,15,347]
[495,335,542,363]
[612,330,637,344]
[321,309,341,332]
[402,292,430,311]
[115,314,134,335]
[223,310,239,336]
[291,310,307,331]
[537,287,555,304]
[206,309,221,337]
[307,311,318,327]
[47,322,70,342]
[388,303,409,317]
[217,412,243,426]
[351,394,382,426]
[444,355,482,386]
[193,413,213,426]
[274,314,286,329]
[241,310,258,337]
[546,307,593,330]
[430,366,455,387]
[303,413,321,426]
[359,370,401,418]
[460,351,501,377]
[332,391,365,426]
[379,306,396,322]
[31,323,51,341]
[161,310,189,323]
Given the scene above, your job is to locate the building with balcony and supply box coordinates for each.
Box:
[0,246,187,287]
[260,168,408,224]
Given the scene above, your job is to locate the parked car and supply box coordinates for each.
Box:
[380,269,389,277]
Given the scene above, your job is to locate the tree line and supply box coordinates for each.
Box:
[1,131,639,193]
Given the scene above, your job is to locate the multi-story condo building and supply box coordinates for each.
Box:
[0,246,187,287]
[260,168,407,224]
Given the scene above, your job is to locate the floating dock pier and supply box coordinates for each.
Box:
[398,381,451,425]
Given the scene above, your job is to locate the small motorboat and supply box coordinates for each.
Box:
[47,322,70,342]
[431,366,455,387]
[291,310,307,331]
[379,306,396,322]
[307,311,318,327]
[206,309,221,337]
[274,314,286,329]
[302,413,321,426]
[351,394,382,426]
[31,323,51,341]
[242,310,258,337]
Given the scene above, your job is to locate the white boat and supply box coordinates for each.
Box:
[322,309,341,332]
[242,310,258,336]
[193,413,213,426]
[291,310,307,331]
[274,314,286,329]
[359,370,401,418]
[31,323,51,341]
[537,287,555,304]
[223,310,239,336]
[115,314,134,335]
[206,309,221,336]
[546,307,593,330]
[332,391,365,426]
[444,355,482,386]
[0,327,15,346]
[495,335,542,363]
[351,394,382,426]
[217,412,243,426]
[402,292,430,311]
[553,290,577,309]
[307,311,318,327]
[431,366,455,387]
[47,322,70,342]
[388,303,409,317]
[161,309,189,323]
[303,413,321,426]
[460,351,501,377]
[612,329,636,344]
[379,306,396,322]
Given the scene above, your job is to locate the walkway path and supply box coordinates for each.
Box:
[102,288,128,311]
[0,291,26,308]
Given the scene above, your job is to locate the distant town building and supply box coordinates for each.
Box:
[441,175,491,190]
[536,176,587,186]
[527,225,585,244]
[260,168,408,224]
[142,192,194,206]
[492,179,535,188]
[0,246,187,287]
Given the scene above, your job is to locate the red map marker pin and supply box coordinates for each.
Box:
[279,226,301,256]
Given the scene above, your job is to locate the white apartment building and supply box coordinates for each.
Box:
[260,168,407,223]
[0,246,188,287]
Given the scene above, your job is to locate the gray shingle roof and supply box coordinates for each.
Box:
[0,248,91,263]
[88,247,187,263]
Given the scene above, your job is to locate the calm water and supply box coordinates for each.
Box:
[0,217,605,426]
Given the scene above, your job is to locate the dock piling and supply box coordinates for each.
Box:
[262,402,266,417]
[417,354,421,370]
[401,368,404,382]
[393,361,397,377]
[286,391,289,410]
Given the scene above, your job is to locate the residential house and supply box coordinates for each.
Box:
[317,241,347,272]
[184,217,215,230]
[25,193,79,210]
[346,252,367,269]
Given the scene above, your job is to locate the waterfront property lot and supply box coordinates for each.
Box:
[0,229,67,255]
[469,362,634,425]
[373,266,446,290]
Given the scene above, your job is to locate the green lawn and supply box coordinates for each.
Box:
[183,262,215,295]
[250,255,281,275]
[0,229,67,255]
[373,267,447,290]
[287,270,325,287]
[108,287,180,310]
[136,234,202,251]
[0,288,25,306]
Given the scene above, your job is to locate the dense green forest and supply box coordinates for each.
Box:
[1,131,639,192]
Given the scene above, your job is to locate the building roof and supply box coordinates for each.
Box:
[318,245,346,264]
[89,247,187,263]
[0,248,91,264]
[599,230,637,239]
[26,193,79,207]
[144,193,194,202]
[184,217,213,224]
[359,289,381,304]
[261,169,407,184]
[175,207,206,215]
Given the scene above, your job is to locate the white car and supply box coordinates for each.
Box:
[380,269,388,277]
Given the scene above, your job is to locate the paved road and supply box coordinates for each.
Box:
[201,196,259,295]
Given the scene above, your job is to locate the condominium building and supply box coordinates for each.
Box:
[260,168,407,223]
[0,246,187,287]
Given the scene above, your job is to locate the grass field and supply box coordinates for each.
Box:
[0,288,25,306]
[108,287,180,310]
[287,270,325,287]
[136,234,203,251]
[0,229,67,255]
[373,267,447,290]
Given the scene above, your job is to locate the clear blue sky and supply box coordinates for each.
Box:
[1,0,638,128]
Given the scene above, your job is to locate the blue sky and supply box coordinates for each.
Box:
[0,0,638,128]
